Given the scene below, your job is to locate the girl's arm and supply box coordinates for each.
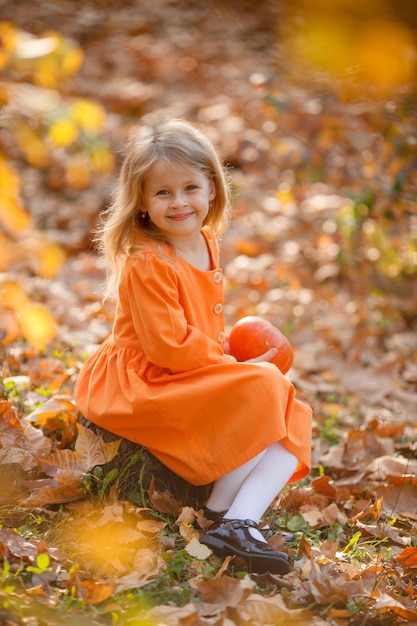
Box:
[121,253,235,373]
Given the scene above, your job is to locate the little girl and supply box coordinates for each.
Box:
[74,112,312,575]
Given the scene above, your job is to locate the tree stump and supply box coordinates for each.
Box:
[78,416,211,512]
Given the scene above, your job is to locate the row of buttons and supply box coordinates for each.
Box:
[213,270,224,343]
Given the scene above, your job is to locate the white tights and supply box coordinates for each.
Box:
[206,442,298,543]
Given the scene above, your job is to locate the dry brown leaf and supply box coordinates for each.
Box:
[0,400,51,470]
[178,521,200,544]
[371,592,417,621]
[34,422,121,482]
[145,604,203,626]
[308,561,365,606]
[74,422,121,467]
[114,548,165,592]
[374,482,417,520]
[228,591,313,624]
[357,521,411,546]
[311,475,350,503]
[0,528,39,560]
[338,355,402,404]
[344,430,395,471]
[366,455,417,481]
[36,449,85,476]
[300,508,323,528]
[318,540,338,559]
[184,537,212,560]
[22,470,85,506]
[190,575,255,609]
[148,475,182,515]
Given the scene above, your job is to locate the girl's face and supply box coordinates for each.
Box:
[142,159,216,246]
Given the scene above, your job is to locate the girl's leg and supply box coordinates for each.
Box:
[224,442,298,542]
[201,442,298,574]
[205,450,266,513]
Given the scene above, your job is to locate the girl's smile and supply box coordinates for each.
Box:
[168,211,195,221]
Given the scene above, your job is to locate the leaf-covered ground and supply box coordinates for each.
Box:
[1,0,417,624]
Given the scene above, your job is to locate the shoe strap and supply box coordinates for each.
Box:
[231,519,259,530]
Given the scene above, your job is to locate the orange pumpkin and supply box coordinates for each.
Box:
[228,316,294,374]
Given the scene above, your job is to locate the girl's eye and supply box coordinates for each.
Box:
[156,189,169,196]
[186,185,197,191]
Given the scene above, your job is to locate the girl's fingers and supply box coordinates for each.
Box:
[244,347,277,363]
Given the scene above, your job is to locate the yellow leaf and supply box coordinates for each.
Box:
[19,233,65,277]
[60,44,84,77]
[0,21,18,53]
[90,145,115,175]
[0,196,32,232]
[11,120,51,168]
[0,280,28,310]
[37,240,66,278]
[19,302,56,345]
[48,117,79,148]
[71,99,106,133]
[0,154,20,192]
[0,157,32,232]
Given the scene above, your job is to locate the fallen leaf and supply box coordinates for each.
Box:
[396,546,417,570]
[148,476,182,516]
[185,538,212,560]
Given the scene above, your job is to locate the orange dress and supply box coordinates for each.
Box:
[74,229,312,486]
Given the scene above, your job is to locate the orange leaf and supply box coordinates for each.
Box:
[22,470,85,506]
[396,546,417,569]
[71,579,115,605]
[26,397,79,447]
[0,400,23,431]
[36,449,85,476]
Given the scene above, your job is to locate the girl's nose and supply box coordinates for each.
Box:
[170,193,187,208]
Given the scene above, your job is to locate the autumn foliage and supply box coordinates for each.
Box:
[1,0,417,624]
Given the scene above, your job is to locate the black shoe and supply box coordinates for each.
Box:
[200,518,291,575]
[202,505,227,521]
[201,507,294,542]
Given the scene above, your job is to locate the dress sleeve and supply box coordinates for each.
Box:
[122,252,231,373]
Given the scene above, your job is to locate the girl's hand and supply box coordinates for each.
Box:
[243,347,277,364]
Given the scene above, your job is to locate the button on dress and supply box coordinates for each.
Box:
[74,229,312,486]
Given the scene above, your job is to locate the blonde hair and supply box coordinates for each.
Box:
[97,112,232,297]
